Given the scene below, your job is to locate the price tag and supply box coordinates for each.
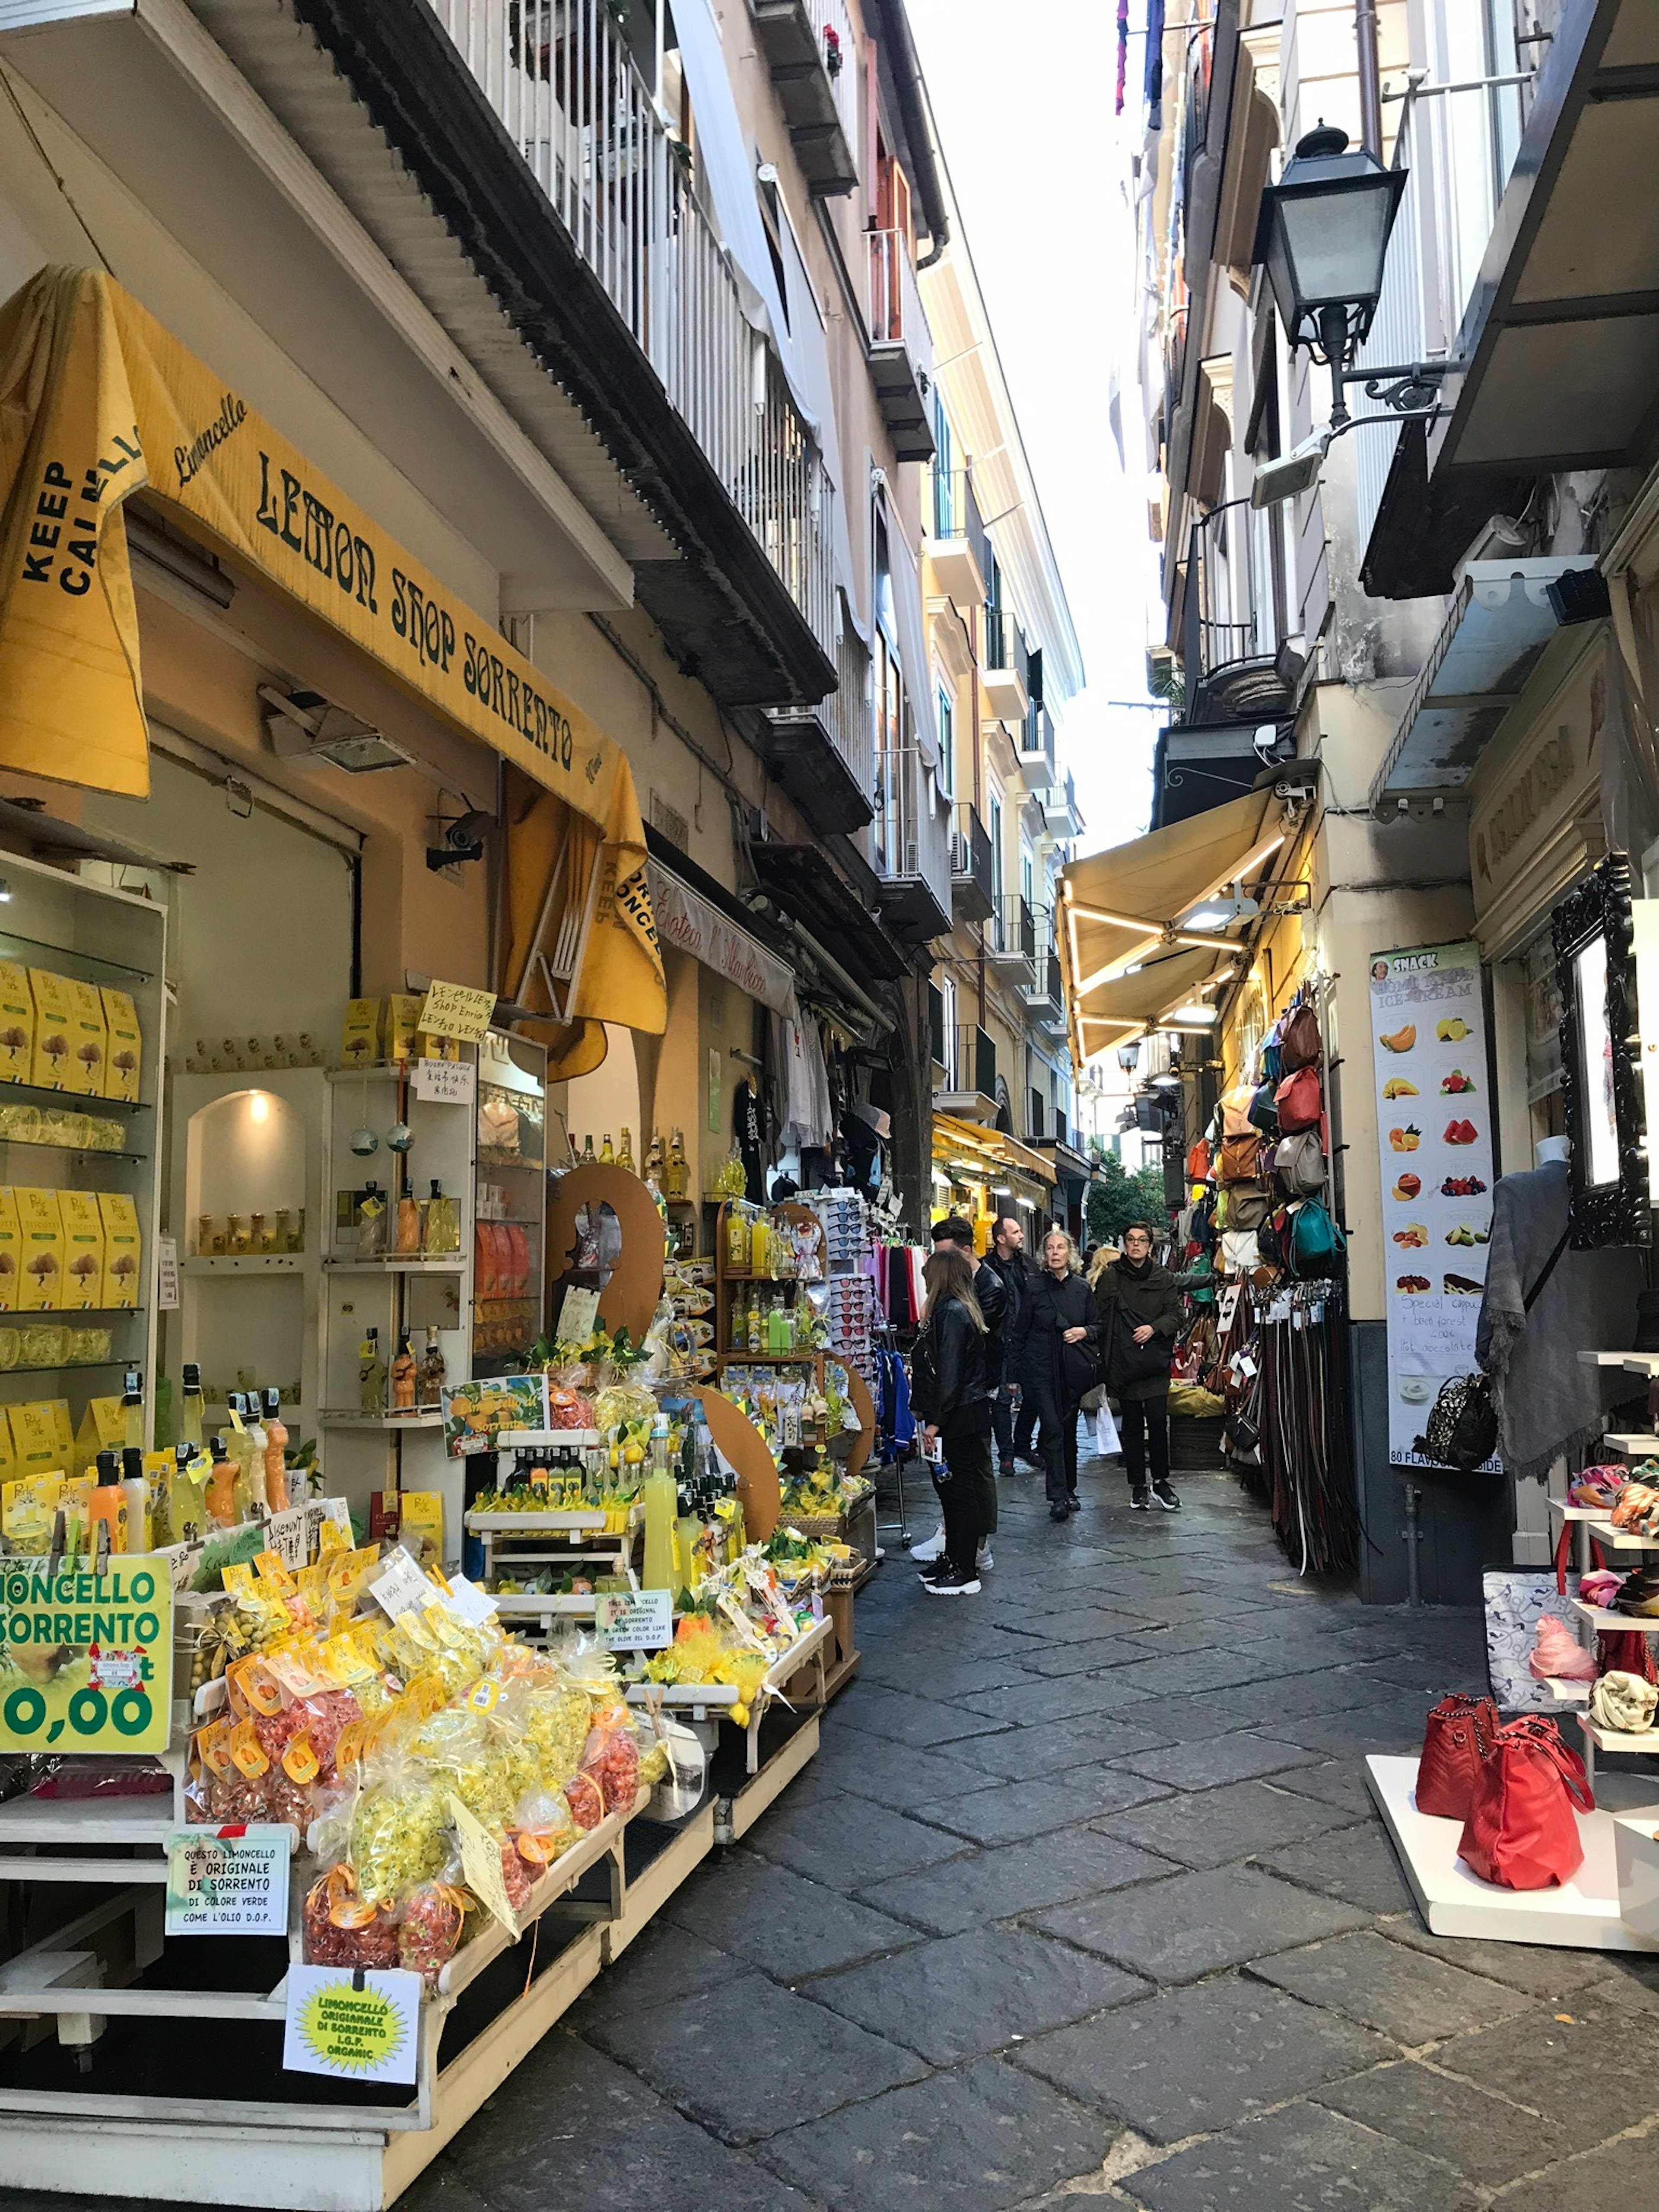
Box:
[556,1286,600,1344]
[157,1236,180,1313]
[595,1589,674,1651]
[0,1557,172,1753]
[283,1965,421,2084]
[368,1545,436,1622]
[448,1793,520,1933]
[165,1825,290,1936]
[410,1058,476,1106]
[415,980,496,1045]
[445,1575,499,1626]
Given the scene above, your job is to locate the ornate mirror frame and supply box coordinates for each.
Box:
[1553,851,1647,1247]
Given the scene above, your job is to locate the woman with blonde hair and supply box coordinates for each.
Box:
[1010,1225,1100,1521]
[908,1244,991,1595]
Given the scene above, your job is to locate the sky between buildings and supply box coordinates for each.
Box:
[908,0,1166,859]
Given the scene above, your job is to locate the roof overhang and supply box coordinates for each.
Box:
[1369,559,1580,802]
[1060,789,1285,1064]
[932,1113,1057,1190]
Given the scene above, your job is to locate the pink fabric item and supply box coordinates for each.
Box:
[1580,1569,1626,1611]
[1529,1615,1597,1682]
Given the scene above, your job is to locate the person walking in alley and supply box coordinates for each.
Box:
[1011,1227,1099,1522]
[927,1216,1003,1570]
[982,1213,1036,1478]
[1093,1222,1184,1511]
[908,1244,992,1596]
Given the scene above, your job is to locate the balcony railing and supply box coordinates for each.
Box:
[950,801,994,918]
[1180,498,1292,726]
[933,467,987,562]
[431,0,836,658]
[990,893,1036,969]
[1024,943,1064,1018]
[941,1023,996,1103]
[1353,74,1529,558]
[749,0,861,192]
[867,226,935,458]
[827,619,873,801]
[985,607,1029,691]
[1018,702,1055,780]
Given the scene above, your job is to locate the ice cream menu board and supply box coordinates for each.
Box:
[1369,943,1496,1467]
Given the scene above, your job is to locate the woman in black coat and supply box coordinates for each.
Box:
[1093,1221,1185,1510]
[909,1245,991,1595]
[1011,1228,1099,1521]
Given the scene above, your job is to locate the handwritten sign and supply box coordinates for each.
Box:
[165,1826,290,1936]
[411,1058,476,1106]
[448,1793,519,1933]
[283,1966,420,2084]
[556,1286,600,1345]
[416,981,496,1046]
[596,1589,674,1651]
[367,1545,436,1621]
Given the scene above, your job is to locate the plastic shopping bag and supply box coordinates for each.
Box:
[1094,1401,1121,1457]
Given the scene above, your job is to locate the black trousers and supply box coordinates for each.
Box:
[936,1416,991,1574]
[992,1386,1038,1468]
[1120,1397,1170,1489]
[1026,1382,1080,1504]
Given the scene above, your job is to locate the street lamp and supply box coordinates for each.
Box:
[1115,1040,1141,1075]
[1254,123,1406,428]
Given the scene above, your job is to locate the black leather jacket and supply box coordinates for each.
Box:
[1011,1267,1100,1404]
[911,1296,990,1428]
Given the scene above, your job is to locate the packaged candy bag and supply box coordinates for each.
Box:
[398,1879,468,1988]
[302,1865,400,1968]
[579,1705,640,1817]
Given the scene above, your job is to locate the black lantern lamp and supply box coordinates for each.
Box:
[1115,1039,1141,1075]
[1255,123,1406,428]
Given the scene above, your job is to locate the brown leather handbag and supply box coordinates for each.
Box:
[1217,1131,1265,1184]
[1417,1692,1499,1819]
[1279,1001,1322,1072]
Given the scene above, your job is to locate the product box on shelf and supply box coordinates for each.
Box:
[74,1394,125,1477]
[0,1468,53,1545]
[57,1190,104,1309]
[96,1190,141,1306]
[13,1187,63,1310]
[8,1396,67,1475]
[340,997,381,1069]
[27,970,74,1089]
[385,995,450,1063]
[61,978,107,1095]
[100,986,142,1100]
[0,1185,20,1313]
[0,963,33,1083]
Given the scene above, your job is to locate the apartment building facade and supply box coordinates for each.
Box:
[1099,0,1659,1598]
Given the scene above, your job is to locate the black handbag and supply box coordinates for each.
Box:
[1417,1227,1568,1471]
[1103,1301,1172,1391]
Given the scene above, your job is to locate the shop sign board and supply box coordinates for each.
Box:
[645,861,794,1014]
[441,1375,550,1458]
[1368,943,1497,1468]
[283,1965,421,2084]
[0,1554,172,1752]
[165,1825,290,1936]
[416,981,496,1046]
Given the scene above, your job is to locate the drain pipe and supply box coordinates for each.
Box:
[1355,0,1383,158]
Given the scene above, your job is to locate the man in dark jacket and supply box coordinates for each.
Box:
[982,1214,1036,1475]
[932,1217,1005,1560]
[1093,1222,1185,1510]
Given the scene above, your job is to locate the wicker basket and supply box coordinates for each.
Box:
[782,1509,845,1539]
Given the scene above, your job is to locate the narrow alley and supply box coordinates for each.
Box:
[387,1451,1659,2212]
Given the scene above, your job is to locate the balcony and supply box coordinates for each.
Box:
[983,609,1030,721]
[1179,499,1294,727]
[936,1023,998,1120]
[1018,702,1056,783]
[929,468,988,607]
[761,621,875,834]
[868,228,936,462]
[988,893,1036,983]
[1023,940,1066,1033]
[872,744,951,942]
[949,802,995,925]
[748,0,859,197]
[1038,771,1082,841]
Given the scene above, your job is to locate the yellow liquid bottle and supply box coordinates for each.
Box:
[750,1213,770,1275]
[617,1127,636,1174]
[641,1420,677,1592]
[178,1362,204,1453]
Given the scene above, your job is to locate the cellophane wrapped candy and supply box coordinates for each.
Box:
[349,1751,451,1909]
[564,1769,605,1831]
[301,1868,400,1969]
[579,1707,640,1817]
[398,1882,466,1987]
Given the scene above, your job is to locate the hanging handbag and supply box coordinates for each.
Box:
[1229,1184,1274,1230]
[1220,1228,1262,1274]
[1274,1128,1326,1198]
[1218,1131,1265,1183]
[1421,1227,1569,1472]
[1457,1715,1593,1890]
[1274,1065,1322,1133]
[1279,1001,1322,1072]
[1416,1693,1499,1818]
[1220,1084,1258,1138]
[1287,1199,1344,1279]
[1185,1137,1212,1182]
[1247,1082,1279,1139]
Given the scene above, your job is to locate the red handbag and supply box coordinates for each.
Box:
[1186,1138,1212,1182]
[1274,1066,1322,1133]
[1457,1716,1593,1890]
[1279,1001,1322,1072]
[1416,1693,1498,1818]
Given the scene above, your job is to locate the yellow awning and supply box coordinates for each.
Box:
[1060,791,1284,1058]
[0,265,665,1058]
[932,1112,1057,1188]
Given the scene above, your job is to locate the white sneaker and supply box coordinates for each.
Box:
[976,1542,994,1573]
[909,1524,946,1563]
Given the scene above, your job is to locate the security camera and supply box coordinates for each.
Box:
[426,807,493,873]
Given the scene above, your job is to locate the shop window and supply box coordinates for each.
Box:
[1028,1087,1045,1140]
[935,680,954,797]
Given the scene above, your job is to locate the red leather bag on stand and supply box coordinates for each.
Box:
[1416,1693,1498,1818]
[1457,1716,1593,1889]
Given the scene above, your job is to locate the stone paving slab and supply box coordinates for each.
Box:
[806,1921,1147,2063]
[1031,1863,1370,1982]
[1317,2058,1583,2186]
[583,1968,927,2144]
[1247,1927,1534,2043]
[796,1729,1001,1810]
[911,1762,1173,1847]
[1255,1819,1418,1916]
[834,1681,1016,1748]
[756,2054,1113,2212]
[946,1709,1167,1780]
[864,1827,1177,1936]
[1112,1729,1321,1791]
[1494,2133,1659,2210]
[1377,1916,1624,1999]
[659,1848,922,1979]
[1096,1777,1356,1869]
[946,1669,1159,1727]
[743,1783,969,1891]
[1119,2099,1480,2211]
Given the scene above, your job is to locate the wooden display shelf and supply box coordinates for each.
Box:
[1573,1599,1659,1633]
[184,1254,305,1273]
[1605,1434,1659,1454]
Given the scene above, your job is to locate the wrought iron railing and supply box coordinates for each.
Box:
[950,801,993,904]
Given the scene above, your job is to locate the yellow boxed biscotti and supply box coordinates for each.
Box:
[0,964,33,1084]
[0,1187,22,1314]
[97,1191,142,1307]
[383,994,435,1063]
[340,998,381,1069]
[14,1188,64,1310]
[58,1190,105,1309]
[9,1397,64,1476]
[60,979,107,1096]
[100,988,142,1100]
[28,970,74,1089]
[73,1394,124,1479]
[1,1471,56,1548]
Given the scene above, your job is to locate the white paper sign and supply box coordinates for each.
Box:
[1369,941,1496,1468]
[596,1589,674,1649]
[264,1503,308,1570]
[165,1826,289,1936]
[411,1058,476,1106]
[443,1574,499,1625]
[556,1285,600,1344]
[283,1965,421,2084]
[157,1235,180,1313]
[369,1545,436,1621]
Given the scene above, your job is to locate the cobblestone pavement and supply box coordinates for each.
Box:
[10,1447,1659,2212]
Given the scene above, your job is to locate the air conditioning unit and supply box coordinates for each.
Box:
[260,686,413,774]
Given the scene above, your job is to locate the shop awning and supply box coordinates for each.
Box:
[1060,789,1284,1055]
[646,858,794,1014]
[0,264,664,1061]
[932,1112,1057,1191]
[1369,559,1579,802]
